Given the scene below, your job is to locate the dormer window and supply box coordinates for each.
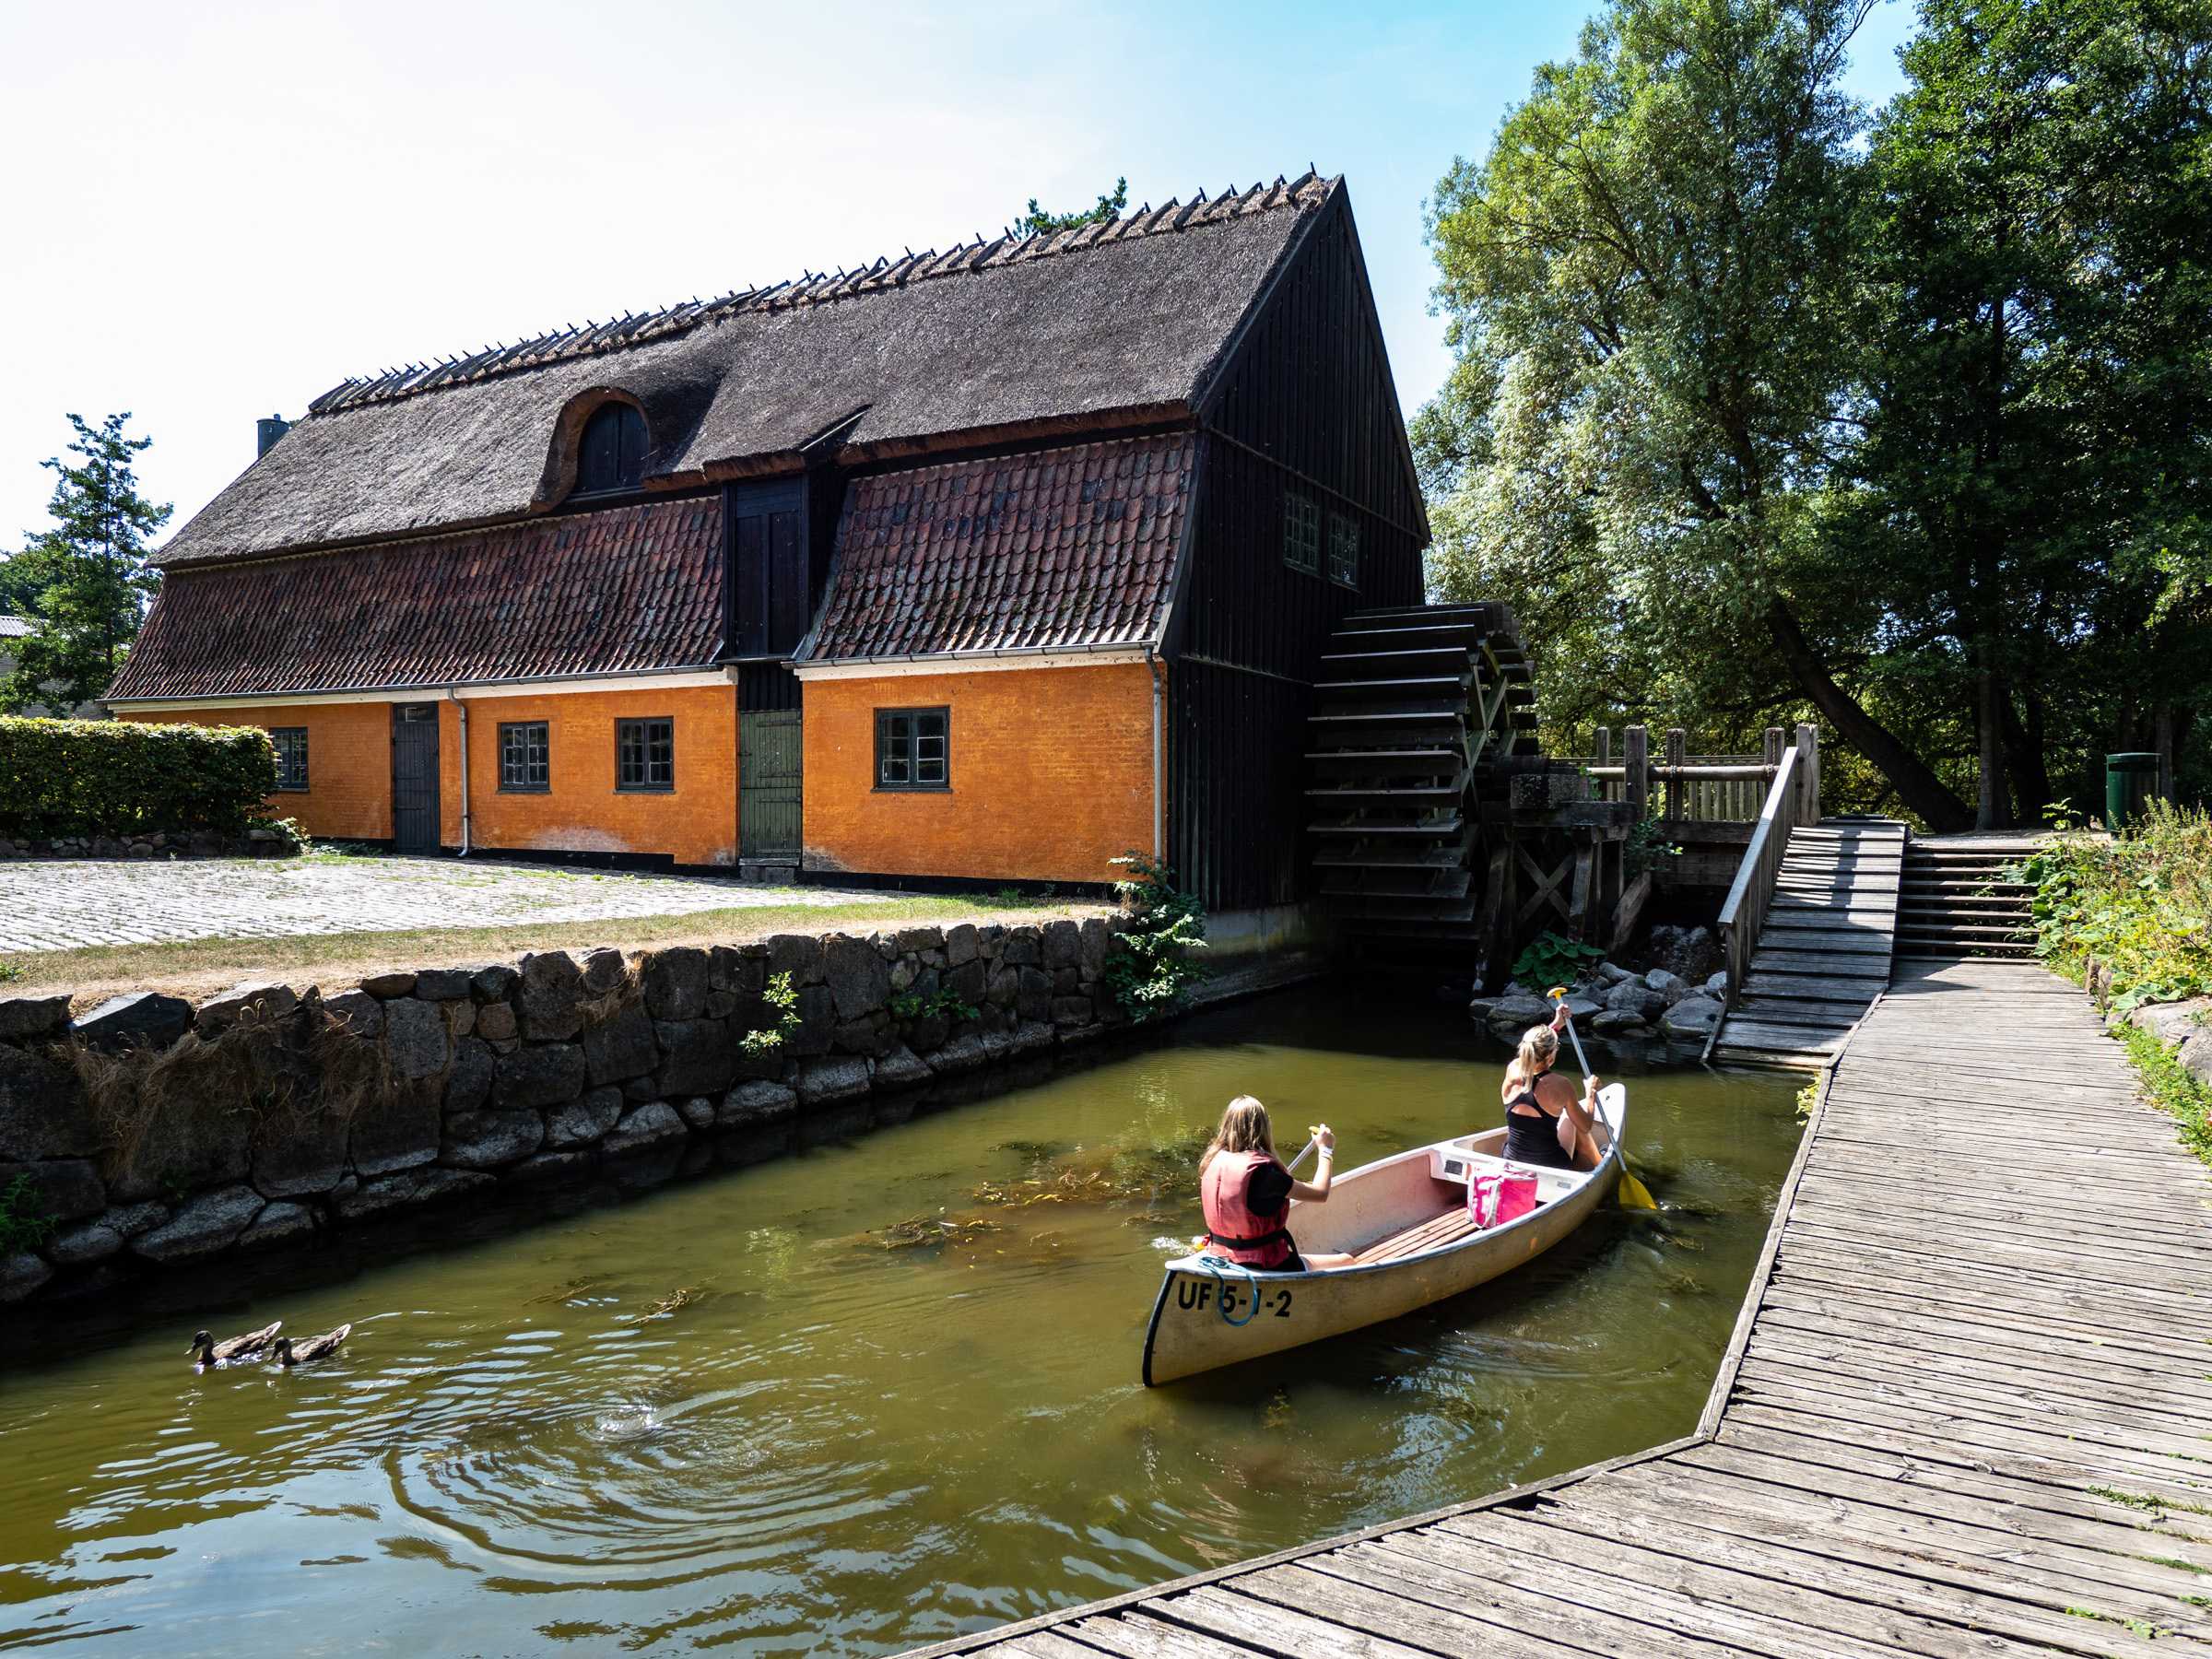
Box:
[575,403,646,494]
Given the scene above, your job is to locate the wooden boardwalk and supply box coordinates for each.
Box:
[1712,819,1905,1070]
[911,958,2212,1658]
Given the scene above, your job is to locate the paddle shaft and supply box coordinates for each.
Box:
[1285,1135,1322,1175]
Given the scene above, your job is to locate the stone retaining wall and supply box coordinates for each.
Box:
[0,916,1134,1305]
[0,826,299,861]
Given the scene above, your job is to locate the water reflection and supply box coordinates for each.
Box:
[0,982,1796,1656]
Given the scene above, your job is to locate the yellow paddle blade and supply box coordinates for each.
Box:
[1617,1163,1658,1210]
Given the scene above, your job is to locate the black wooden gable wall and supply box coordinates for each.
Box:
[1167,190,1428,912]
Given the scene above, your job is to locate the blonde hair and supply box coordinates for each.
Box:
[1506,1025,1559,1091]
[1200,1095,1275,1175]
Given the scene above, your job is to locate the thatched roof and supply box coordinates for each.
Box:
[159,174,1335,571]
[107,499,722,700]
[801,434,1193,663]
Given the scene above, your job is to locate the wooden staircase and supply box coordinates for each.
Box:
[1897,838,2038,959]
[1304,603,1538,940]
[1709,818,1905,1069]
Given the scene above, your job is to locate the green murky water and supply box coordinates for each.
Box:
[0,984,1797,1656]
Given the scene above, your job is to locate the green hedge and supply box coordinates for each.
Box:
[0,718,277,840]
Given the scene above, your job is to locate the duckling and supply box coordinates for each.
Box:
[187,1321,282,1368]
[271,1324,351,1367]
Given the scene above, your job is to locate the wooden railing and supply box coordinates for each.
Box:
[1565,725,1799,823]
[1714,724,1822,1011]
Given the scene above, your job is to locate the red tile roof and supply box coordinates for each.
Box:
[107,499,722,700]
[800,434,1194,662]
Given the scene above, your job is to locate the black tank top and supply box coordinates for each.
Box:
[1503,1080,1576,1170]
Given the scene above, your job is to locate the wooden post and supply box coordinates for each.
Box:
[1625,725,1649,821]
[1594,726,1613,804]
[1665,728,1687,821]
[1760,726,1783,823]
[1795,723,1820,821]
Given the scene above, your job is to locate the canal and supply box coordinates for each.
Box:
[0,982,1800,1656]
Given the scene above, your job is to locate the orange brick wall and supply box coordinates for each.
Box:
[802,663,1156,884]
[439,686,738,867]
[125,701,394,840]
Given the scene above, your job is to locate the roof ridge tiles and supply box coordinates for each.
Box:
[306,172,1335,416]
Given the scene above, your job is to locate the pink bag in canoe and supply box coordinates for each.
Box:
[1468,1167,1539,1230]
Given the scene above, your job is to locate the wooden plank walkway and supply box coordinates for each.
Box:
[1712,818,1905,1070]
[909,957,2212,1658]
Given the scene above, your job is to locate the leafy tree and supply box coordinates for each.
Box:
[0,557,42,618]
[3,414,170,713]
[1417,0,1981,829]
[1016,176,1129,238]
[1844,0,2212,821]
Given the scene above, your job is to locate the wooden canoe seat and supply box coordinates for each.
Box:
[1351,1205,1486,1265]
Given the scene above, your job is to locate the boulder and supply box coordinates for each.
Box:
[471,963,520,1001]
[441,1109,545,1169]
[719,1080,798,1128]
[601,1100,689,1157]
[131,1183,265,1262]
[383,997,450,1081]
[1486,994,1553,1033]
[1591,1008,1649,1035]
[441,1002,477,1040]
[872,1045,931,1090]
[1661,995,1724,1039]
[516,950,584,1041]
[924,1033,990,1076]
[359,971,418,998]
[1017,967,1053,1021]
[475,1002,518,1043]
[347,1083,442,1176]
[945,959,987,1005]
[1052,995,1093,1028]
[1043,920,1084,970]
[238,1201,315,1251]
[1704,972,1729,999]
[655,1019,737,1097]
[1643,969,1685,995]
[0,994,70,1042]
[582,1003,656,1085]
[580,947,630,996]
[0,1251,52,1303]
[1605,982,1666,1021]
[74,992,192,1053]
[324,990,384,1039]
[1465,998,1496,1025]
[493,1042,585,1111]
[0,1045,98,1160]
[795,1055,871,1105]
[46,1220,124,1267]
[1079,917,1112,979]
[413,968,474,1002]
[546,1086,625,1148]
[1560,994,1603,1022]
[671,1096,715,1132]
[764,933,826,988]
[1012,1020,1056,1055]
[643,947,711,1021]
[0,1158,105,1222]
[710,947,765,998]
[893,925,944,954]
[332,1165,493,1221]
[2179,1030,2212,1089]
[444,1036,497,1113]
[107,1068,256,1203]
[943,924,980,968]
[789,986,836,1057]
[103,1200,167,1237]
[251,1109,349,1199]
[1594,962,1636,988]
[824,935,891,1021]
[510,1149,595,1184]
[2127,998,2211,1048]
[1002,929,1042,967]
[1649,924,1724,985]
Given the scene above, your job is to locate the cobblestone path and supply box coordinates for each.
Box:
[0,856,883,953]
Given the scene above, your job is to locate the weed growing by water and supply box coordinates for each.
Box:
[0,1173,57,1254]
[2113,1020,2212,1171]
[0,961,22,984]
[741,972,803,1054]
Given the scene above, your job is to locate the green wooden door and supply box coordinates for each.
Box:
[739,711,803,862]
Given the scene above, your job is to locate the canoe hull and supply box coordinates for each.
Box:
[1141,1089,1624,1386]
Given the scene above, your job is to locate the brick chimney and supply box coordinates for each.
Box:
[256,415,291,457]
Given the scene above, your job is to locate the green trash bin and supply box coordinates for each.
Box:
[2105,752,2162,830]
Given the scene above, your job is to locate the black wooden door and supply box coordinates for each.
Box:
[729,479,808,659]
[391,703,441,854]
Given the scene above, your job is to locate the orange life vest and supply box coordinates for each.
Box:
[1200,1148,1293,1268]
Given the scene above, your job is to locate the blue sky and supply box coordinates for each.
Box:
[0,1,1917,551]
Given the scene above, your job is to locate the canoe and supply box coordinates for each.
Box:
[1141,1084,1627,1386]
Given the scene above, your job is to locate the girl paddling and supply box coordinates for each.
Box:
[1196,1097,1354,1271]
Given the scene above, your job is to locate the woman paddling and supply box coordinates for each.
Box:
[1197,1097,1354,1271]
[1501,1010,1604,1171]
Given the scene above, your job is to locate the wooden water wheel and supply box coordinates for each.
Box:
[1304,602,1540,940]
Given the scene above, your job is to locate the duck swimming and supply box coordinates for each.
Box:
[271,1324,351,1367]
[188,1322,281,1368]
